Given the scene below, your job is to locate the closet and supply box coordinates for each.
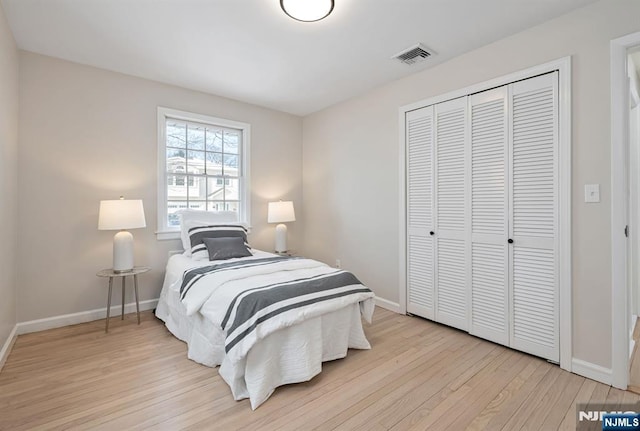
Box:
[406,72,559,362]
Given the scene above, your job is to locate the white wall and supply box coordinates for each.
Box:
[17,52,303,322]
[0,2,19,352]
[302,0,640,370]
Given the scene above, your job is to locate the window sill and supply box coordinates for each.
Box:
[156,230,181,241]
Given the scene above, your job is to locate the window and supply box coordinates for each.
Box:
[157,108,251,239]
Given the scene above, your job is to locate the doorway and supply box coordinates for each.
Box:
[611,31,640,390]
[627,46,640,393]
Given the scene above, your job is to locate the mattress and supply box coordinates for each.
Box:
[155,251,372,409]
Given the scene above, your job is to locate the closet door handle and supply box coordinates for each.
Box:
[429,231,435,236]
[508,238,514,244]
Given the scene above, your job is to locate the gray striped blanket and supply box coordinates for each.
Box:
[179,256,375,364]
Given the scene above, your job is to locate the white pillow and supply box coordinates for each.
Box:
[178,210,239,255]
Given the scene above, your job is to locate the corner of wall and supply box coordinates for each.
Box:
[0,0,19,369]
[0,325,17,372]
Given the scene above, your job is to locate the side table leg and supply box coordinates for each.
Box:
[134,274,141,325]
[106,277,113,333]
[121,277,125,320]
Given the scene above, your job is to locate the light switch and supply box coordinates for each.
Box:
[584,184,600,203]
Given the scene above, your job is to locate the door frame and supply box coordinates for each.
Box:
[398,57,572,371]
[611,31,640,390]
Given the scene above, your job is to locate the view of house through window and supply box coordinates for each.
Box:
[164,118,242,228]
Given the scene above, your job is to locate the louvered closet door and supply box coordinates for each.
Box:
[509,72,559,362]
[469,87,509,345]
[434,97,468,331]
[406,106,435,319]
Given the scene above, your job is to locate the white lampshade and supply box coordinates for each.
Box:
[98,199,146,230]
[268,201,296,224]
[280,0,334,22]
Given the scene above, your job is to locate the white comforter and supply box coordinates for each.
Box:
[156,251,375,409]
[182,257,375,366]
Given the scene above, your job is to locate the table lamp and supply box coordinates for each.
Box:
[267,201,295,253]
[98,197,146,272]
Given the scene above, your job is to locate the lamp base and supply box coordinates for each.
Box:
[274,223,288,253]
[113,230,134,272]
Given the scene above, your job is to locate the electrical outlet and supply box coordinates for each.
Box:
[335,259,341,268]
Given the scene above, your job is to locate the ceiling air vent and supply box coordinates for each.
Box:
[392,43,434,65]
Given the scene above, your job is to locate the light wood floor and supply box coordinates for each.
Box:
[628,319,640,394]
[0,308,635,430]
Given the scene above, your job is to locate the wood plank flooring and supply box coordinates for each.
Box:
[628,318,640,395]
[0,308,635,430]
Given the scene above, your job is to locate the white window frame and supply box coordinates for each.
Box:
[156,107,251,240]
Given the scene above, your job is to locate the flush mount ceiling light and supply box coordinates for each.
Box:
[280,0,334,22]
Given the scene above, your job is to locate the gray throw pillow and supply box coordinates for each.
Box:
[202,236,252,261]
[187,224,250,261]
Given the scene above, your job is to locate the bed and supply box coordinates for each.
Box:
[155,214,375,409]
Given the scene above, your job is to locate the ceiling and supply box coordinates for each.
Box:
[1,0,597,116]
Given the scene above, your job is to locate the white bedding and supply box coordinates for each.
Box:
[155,251,374,409]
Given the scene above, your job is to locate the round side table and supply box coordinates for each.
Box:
[97,266,150,333]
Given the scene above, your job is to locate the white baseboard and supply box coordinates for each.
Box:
[16,299,159,335]
[572,358,613,386]
[375,296,401,313]
[0,324,17,372]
